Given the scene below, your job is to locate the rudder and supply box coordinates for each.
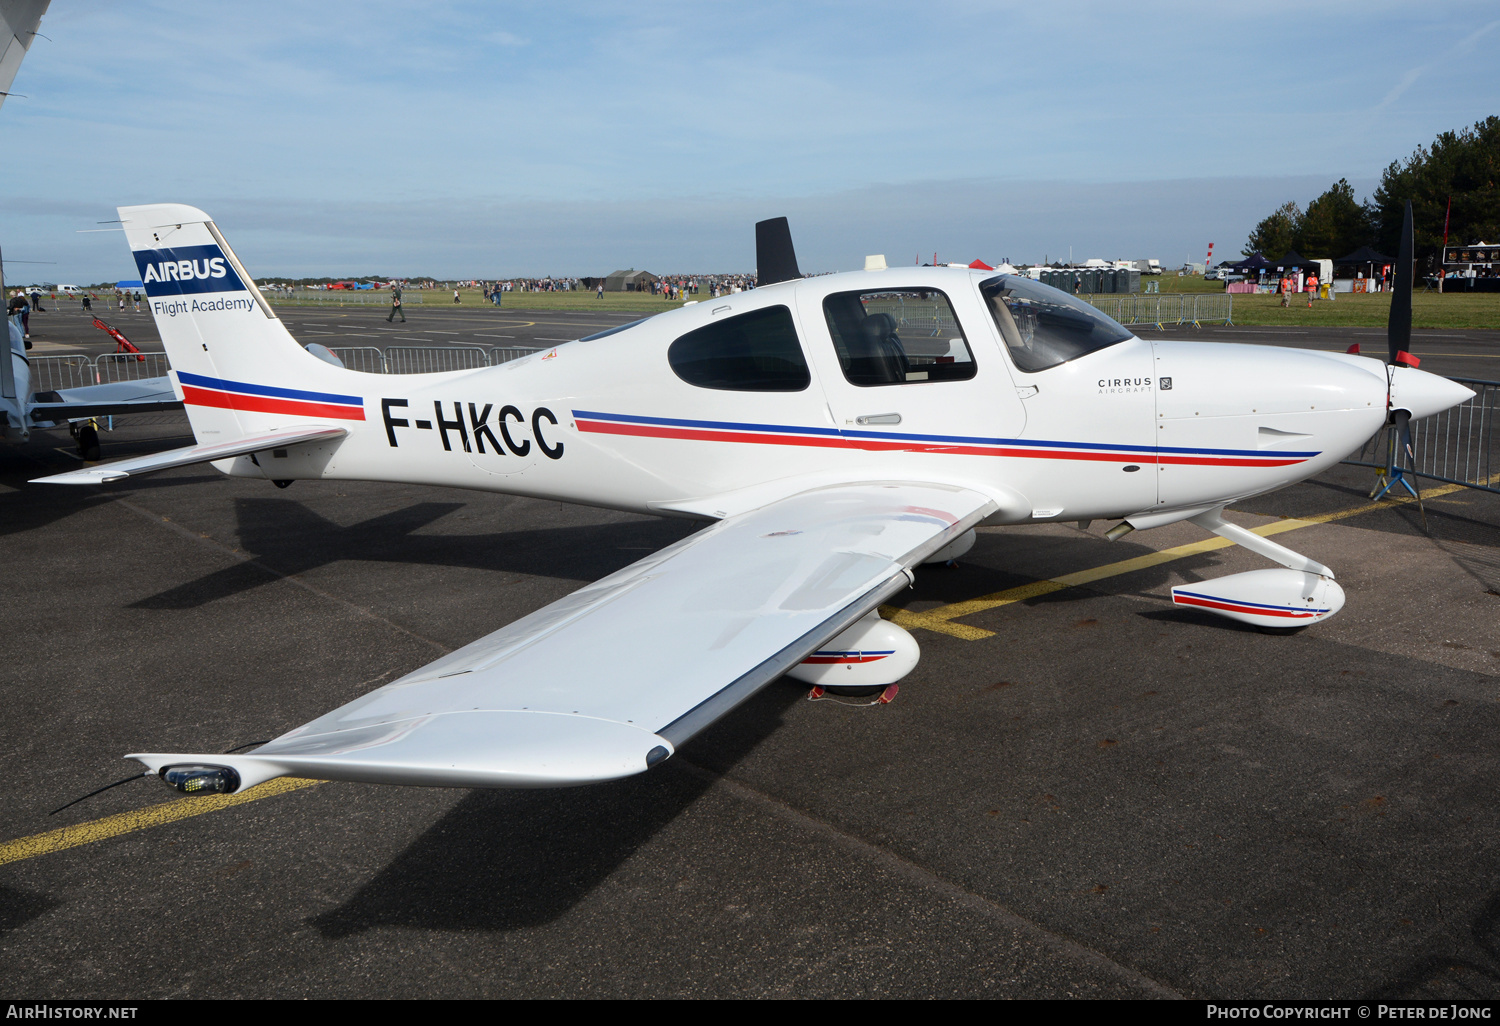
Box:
[119,203,366,443]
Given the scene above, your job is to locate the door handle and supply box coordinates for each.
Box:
[855,413,902,425]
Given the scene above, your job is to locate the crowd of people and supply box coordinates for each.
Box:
[7,287,147,340]
[643,274,757,300]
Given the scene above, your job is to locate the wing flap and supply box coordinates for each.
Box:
[129,481,996,790]
[31,425,348,484]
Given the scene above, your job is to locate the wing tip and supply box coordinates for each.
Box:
[30,470,129,485]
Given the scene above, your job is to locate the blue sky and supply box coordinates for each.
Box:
[2,1,1496,282]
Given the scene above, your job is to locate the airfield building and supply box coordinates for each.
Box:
[604,269,659,293]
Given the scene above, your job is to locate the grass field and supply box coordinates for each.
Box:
[1141,274,1227,294]
[1212,291,1500,329]
[273,282,1500,329]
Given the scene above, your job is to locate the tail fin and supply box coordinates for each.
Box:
[119,203,366,442]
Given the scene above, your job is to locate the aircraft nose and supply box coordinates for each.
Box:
[1389,367,1475,421]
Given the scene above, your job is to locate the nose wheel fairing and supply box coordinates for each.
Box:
[1172,569,1345,630]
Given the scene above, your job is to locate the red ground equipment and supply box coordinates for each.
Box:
[92,317,145,361]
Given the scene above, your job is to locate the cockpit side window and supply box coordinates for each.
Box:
[821,288,976,386]
[980,274,1133,373]
[668,305,810,391]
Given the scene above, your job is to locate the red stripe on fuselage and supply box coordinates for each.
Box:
[182,385,366,421]
[573,419,1305,468]
[801,654,890,664]
[1172,594,1316,618]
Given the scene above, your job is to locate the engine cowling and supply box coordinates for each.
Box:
[787,610,920,687]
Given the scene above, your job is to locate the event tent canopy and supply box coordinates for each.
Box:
[1334,245,1393,266]
[968,259,994,270]
[1227,253,1273,272]
[1273,250,1320,270]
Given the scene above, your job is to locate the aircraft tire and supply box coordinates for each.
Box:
[78,424,101,462]
[817,684,889,698]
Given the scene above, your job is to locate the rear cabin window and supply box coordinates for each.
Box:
[821,288,976,386]
[668,305,810,391]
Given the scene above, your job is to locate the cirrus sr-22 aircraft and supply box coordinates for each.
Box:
[36,203,1471,799]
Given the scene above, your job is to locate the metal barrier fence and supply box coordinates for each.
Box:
[95,351,172,383]
[23,344,544,396]
[1084,293,1233,328]
[315,345,546,373]
[27,355,96,392]
[385,346,490,374]
[862,295,962,336]
[1343,378,1499,495]
[327,347,389,373]
[491,347,539,365]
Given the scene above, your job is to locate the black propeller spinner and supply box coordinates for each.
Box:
[755,217,802,286]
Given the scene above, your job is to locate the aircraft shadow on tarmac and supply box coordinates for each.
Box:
[131,497,703,610]
[1373,890,1500,1000]
[311,686,800,936]
[0,883,58,938]
[0,471,223,538]
[892,530,1232,619]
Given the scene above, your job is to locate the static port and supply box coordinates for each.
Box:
[161,765,240,795]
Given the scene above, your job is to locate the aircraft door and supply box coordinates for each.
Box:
[797,279,1026,480]
[978,275,1158,518]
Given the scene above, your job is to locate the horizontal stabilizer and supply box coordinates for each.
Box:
[29,375,180,422]
[30,425,348,485]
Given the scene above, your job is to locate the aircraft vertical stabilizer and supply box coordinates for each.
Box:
[118,203,365,443]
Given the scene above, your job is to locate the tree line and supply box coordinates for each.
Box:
[1242,116,1499,269]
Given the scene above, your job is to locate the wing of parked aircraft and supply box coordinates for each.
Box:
[33,423,348,484]
[127,481,995,791]
[28,375,181,423]
[0,0,49,110]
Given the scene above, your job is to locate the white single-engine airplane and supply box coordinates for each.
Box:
[36,203,1471,799]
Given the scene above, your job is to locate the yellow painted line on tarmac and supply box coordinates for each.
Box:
[883,480,1483,640]
[0,778,323,868]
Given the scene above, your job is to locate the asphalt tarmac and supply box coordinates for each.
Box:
[2,305,1499,998]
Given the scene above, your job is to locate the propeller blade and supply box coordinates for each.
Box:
[1392,407,1413,460]
[1388,199,1413,365]
[755,217,802,286]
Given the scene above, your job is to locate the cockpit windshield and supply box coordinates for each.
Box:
[979,275,1133,373]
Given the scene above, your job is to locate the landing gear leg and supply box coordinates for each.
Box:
[1166,506,1345,630]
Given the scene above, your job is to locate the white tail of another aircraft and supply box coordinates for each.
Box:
[117,203,369,445]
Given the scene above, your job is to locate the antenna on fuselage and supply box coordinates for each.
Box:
[755,217,802,286]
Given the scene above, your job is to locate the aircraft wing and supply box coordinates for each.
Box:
[31,424,348,484]
[28,375,180,422]
[127,481,997,791]
[0,0,49,112]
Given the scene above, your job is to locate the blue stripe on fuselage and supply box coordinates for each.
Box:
[571,409,1320,459]
[176,371,362,407]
